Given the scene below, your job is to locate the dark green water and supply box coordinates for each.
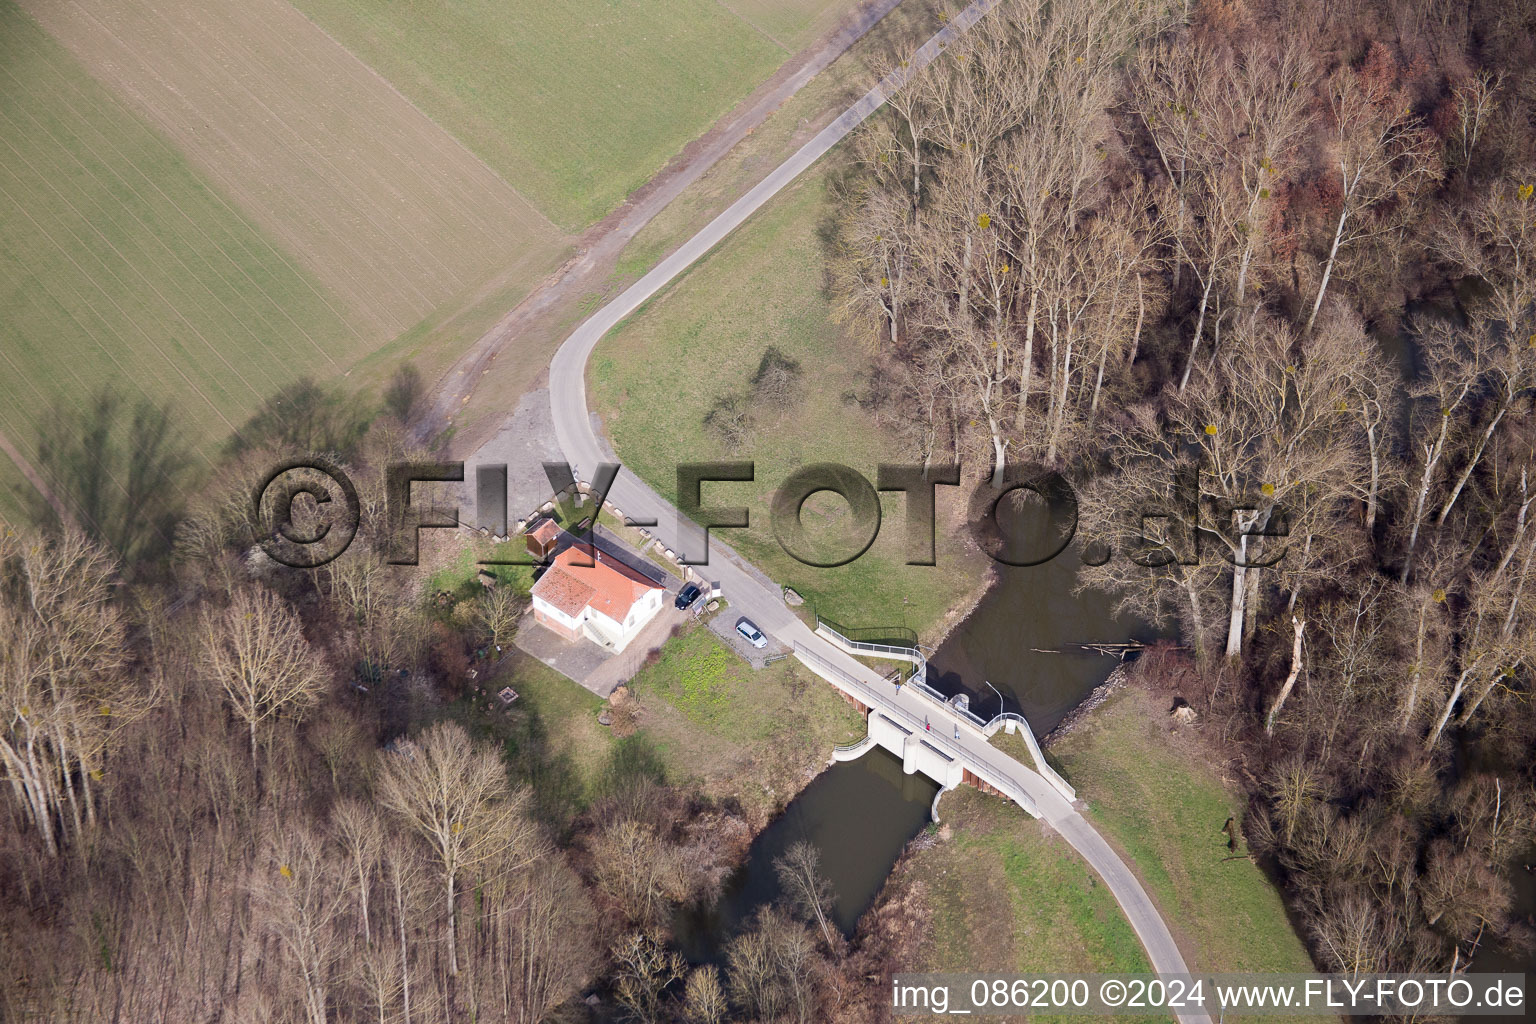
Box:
[928,543,1158,732]
[673,746,937,961]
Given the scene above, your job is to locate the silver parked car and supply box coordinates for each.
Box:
[735,617,768,649]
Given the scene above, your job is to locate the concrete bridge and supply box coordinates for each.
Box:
[813,621,1077,811]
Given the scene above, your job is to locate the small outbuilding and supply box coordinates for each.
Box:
[525,517,561,560]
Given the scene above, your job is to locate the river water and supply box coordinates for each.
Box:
[675,530,1147,957]
[927,545,1157,732]
[673,745,938,961]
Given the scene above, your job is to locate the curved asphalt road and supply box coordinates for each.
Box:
[522,1,1212,1012]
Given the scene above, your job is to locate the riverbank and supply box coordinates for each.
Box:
[1050,686,1316,978]
[859,679,1316,1020]
[1042,664,1129,746]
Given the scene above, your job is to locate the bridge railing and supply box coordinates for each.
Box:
[814,617,923,665]
[792,640,1040,813]
[831,735,876,761]
[982,712,1076,803]
[814,615,918,649]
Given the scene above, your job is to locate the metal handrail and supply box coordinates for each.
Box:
[814,613,918,649]
[980,712,1076,802]
[984,711,1031,733]
[793,642,995,779]
[817,621,924,662]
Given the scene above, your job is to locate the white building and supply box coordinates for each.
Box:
[529,543,665,653]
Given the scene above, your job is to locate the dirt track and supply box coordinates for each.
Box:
[412,0,905,449]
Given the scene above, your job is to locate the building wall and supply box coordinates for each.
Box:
[532,586,664,653]
[532,597,583,642]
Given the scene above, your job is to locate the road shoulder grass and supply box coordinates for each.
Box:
[1050,686,1316,977]
[592,173,989,638]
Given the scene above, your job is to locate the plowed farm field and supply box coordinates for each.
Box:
[291,0,793,229]
[16,0,565,342]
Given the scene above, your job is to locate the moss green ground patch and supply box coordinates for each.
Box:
[625,624,864,819]
[293,0,791,229]
[592,175,988,637]
[1052,687,1315,978]
[903,788,1158,1024]
[0,1,357,492]
[634,628,738,726]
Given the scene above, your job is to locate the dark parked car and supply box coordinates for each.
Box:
[674,582,702,610]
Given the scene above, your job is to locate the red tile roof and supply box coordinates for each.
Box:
[528,518,561,545]
[531,544,661,623]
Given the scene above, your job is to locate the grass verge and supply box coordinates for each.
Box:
[1050,686,1316,978]
[591,173,988,638]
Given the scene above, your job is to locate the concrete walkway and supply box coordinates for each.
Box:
[472,1,1212,1017]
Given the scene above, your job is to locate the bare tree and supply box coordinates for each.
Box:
[774,840,838,949]
[201,586,325,763]
[333,798,383,944]
[378,722,536,976]
[727,907,818,1024]
[611,931,684,1024]
[1398,318,1485,583]
[683,966,729,1024]
[474,584,523,652]
[1306,67,1436,333]
[0,529,148,855]
[249,820,347,1024]
[591,819,689,927]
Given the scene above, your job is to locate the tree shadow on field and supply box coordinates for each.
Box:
[596,734,668,800]
[228,377,370,462]
[32,388,189,567]
[502,707,590,834]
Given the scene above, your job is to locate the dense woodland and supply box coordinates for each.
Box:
[1,393,881,1022]
[7,0,1536,1020]
[834,0,1536,976]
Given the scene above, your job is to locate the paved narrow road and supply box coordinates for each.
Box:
[508,0,1212,1013]
[414,0,906,444]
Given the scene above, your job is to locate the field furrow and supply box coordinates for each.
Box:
[18,0,564,337]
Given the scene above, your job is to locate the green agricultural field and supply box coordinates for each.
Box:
[293,0,814,229]
[591,175,989,638]
[0,1,357,492]
[723,0,868,51]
